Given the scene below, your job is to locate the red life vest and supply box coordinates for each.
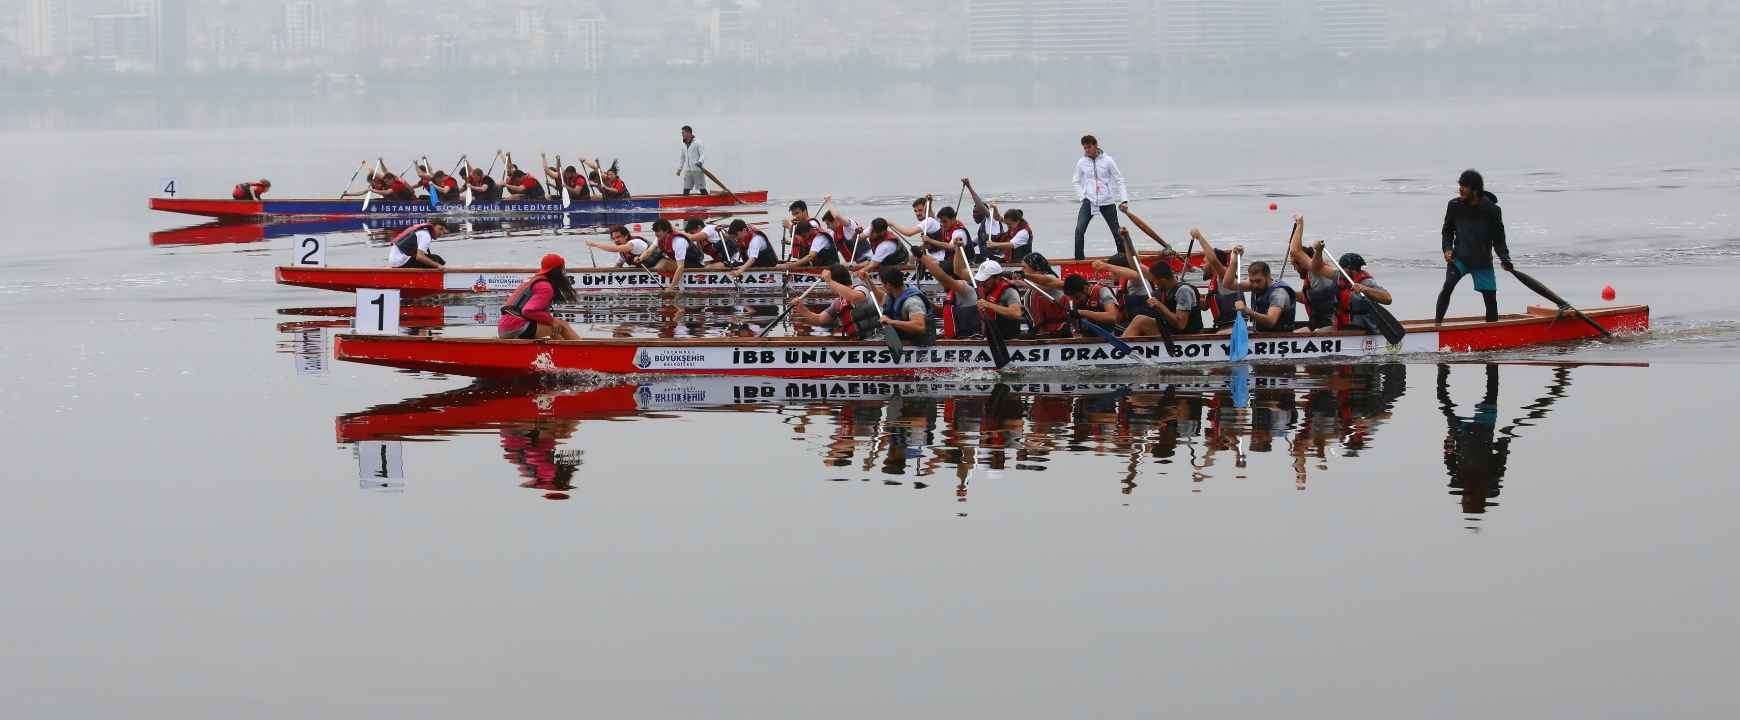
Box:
[1075,281,1112,314]
[232,182,265,200]
[1334,269,1374,330]
[978,276,1023,338]
[791,227,814,258]
[1027,282,1071,336]
[1002,221,1033,263]
[657,233,702,266]
[699,230,730,264]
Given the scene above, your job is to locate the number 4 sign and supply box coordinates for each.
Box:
[354,289,401,334]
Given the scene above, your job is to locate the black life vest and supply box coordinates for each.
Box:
[1208,277,1244,328]
[739,229,778,267]
[871,232,910,267]
[1250,283,1299,332]
[1161,282,1206,333]
[883,285,937,346]
[834,293,883,340]
[806,229,839,267]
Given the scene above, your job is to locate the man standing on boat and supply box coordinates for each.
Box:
[677,125,707,195]
[1437,169,1512,324]
[1072,134,1128,260]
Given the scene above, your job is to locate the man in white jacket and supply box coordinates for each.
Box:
[677,125,707,195]
[1071,134,1129,260]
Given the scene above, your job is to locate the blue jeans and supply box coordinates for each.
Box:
[1074,200,1121,260]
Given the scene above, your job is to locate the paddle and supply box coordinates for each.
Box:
[556,154,572,208]
[700,167,742,205]
[1021,278,1139,358]
[461,157,475,208]
[339,160,368,199]
[966,245,1012,369]
[422,157,439,211]
[1228,251,1250,362]
[759,276,825,337]
[857,277,904,357]
[1324,245,1407,345]
[1123,225,1180,357]
[1505,266,1613,338]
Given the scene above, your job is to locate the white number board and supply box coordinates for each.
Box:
[293,329,327,376]
[353,289,401,334]
[295,236,325,267]
[355,441,405,492]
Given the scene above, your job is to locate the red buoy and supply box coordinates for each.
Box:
[1269,203,1278,211]
[1601,285,1616,301]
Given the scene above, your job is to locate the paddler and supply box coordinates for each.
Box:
[585,159,630,199]
[1225,253,1299,332]
[1189,227,1243,329]
[386,222,450,269]
[961,178,1005,262]
[786,264,883,341]
[898,204,970,276]
[498,253,580,340]
[983,208,1034,264]
[421,170,463,203]
[501,167,546,201]
[680,218,738,268]
[852,218,914,274]
[1319,251,1392,334]
[585,224,654,269]
[559,165,592,201]
[634,219,704,290]
[1281,216,1338,332]
[817,196,865,260]
[231,178,270,200]
[1437,169,1511,324]
[973,259,1025,339]
[1019,254,1072,337]
[346,172,413,202]
[1098,256,1203,338]
[914,250,981,338]
[777,219,840,270]
[1062,274,1123,331]
[723,219,779,275]
[466,167,501,203]
[859,266,938,346]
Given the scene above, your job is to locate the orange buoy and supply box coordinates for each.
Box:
[1601,285,1616,301]
[1268,203,1278,211]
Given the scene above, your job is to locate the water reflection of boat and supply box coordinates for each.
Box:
[276,298,773,333]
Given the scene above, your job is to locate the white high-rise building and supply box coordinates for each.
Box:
[1314,0,1389,55]
[1160,0,1283,62]
[23,0,68,59]
[283,0,324,54]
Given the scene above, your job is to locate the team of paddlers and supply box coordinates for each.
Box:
[364,165,1513,347]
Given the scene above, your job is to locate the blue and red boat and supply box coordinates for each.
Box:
[149,190,769,220]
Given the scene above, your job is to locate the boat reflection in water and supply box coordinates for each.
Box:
[336,364,1427,501]
[152,208,763,246]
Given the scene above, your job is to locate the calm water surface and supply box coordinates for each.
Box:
[3,96,1739,717]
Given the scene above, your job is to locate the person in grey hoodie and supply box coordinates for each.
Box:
[1437,169,1513,324]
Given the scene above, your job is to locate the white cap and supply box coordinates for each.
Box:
[973,259,1004,283]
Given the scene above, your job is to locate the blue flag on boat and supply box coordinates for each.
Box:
[1229,311,1250,362]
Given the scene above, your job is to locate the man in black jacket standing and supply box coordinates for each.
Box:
[1437,169,1513,324]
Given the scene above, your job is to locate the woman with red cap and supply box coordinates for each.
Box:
[499,254,580,340]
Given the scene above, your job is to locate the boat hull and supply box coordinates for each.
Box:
[332,305,1649,379]
[275,253,1207,298]
[150,190,769,219]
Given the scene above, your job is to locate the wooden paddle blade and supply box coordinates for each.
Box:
[985,314,1012,369]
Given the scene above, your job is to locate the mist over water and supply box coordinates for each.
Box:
[3,74,1740,718]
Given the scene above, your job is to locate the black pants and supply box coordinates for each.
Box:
[1074,200,1122,260]
[1436,263,1498,323]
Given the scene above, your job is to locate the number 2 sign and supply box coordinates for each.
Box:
[295,236,325,267]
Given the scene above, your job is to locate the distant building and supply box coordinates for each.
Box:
[22,0,68,59]
[91,12,152,69]
[283,0,324,54]
[1160,0,1283,63]
[564,15,604,72]
[966,0,1133,62]
[1314,0,1389,55]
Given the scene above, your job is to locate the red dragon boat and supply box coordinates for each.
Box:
[332,305,1648,379]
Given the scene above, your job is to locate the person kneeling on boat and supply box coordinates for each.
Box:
[348,172,414,202]
[861,266,938,346]
[1228,260,1299,332]
[852,218,914,274]
[387,222,450,269]
[777,219,840,270]
[499,254,580,341]
[422,170,463,203]
[787,264,883,341]
[1019,254,1073,338]
[1103,259,1203,338]
[973,260,1026,339]
[559,166,592,202]
[635,219,705,290]
[466,167,501,203]
[586,225,653,269]
[915,251,981,339]
[682,218,739,268]
[1318,251,1392,335]
[232,179,270,200]
[725,220,779,276]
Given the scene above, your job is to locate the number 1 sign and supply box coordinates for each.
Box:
[354,289,401,334]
